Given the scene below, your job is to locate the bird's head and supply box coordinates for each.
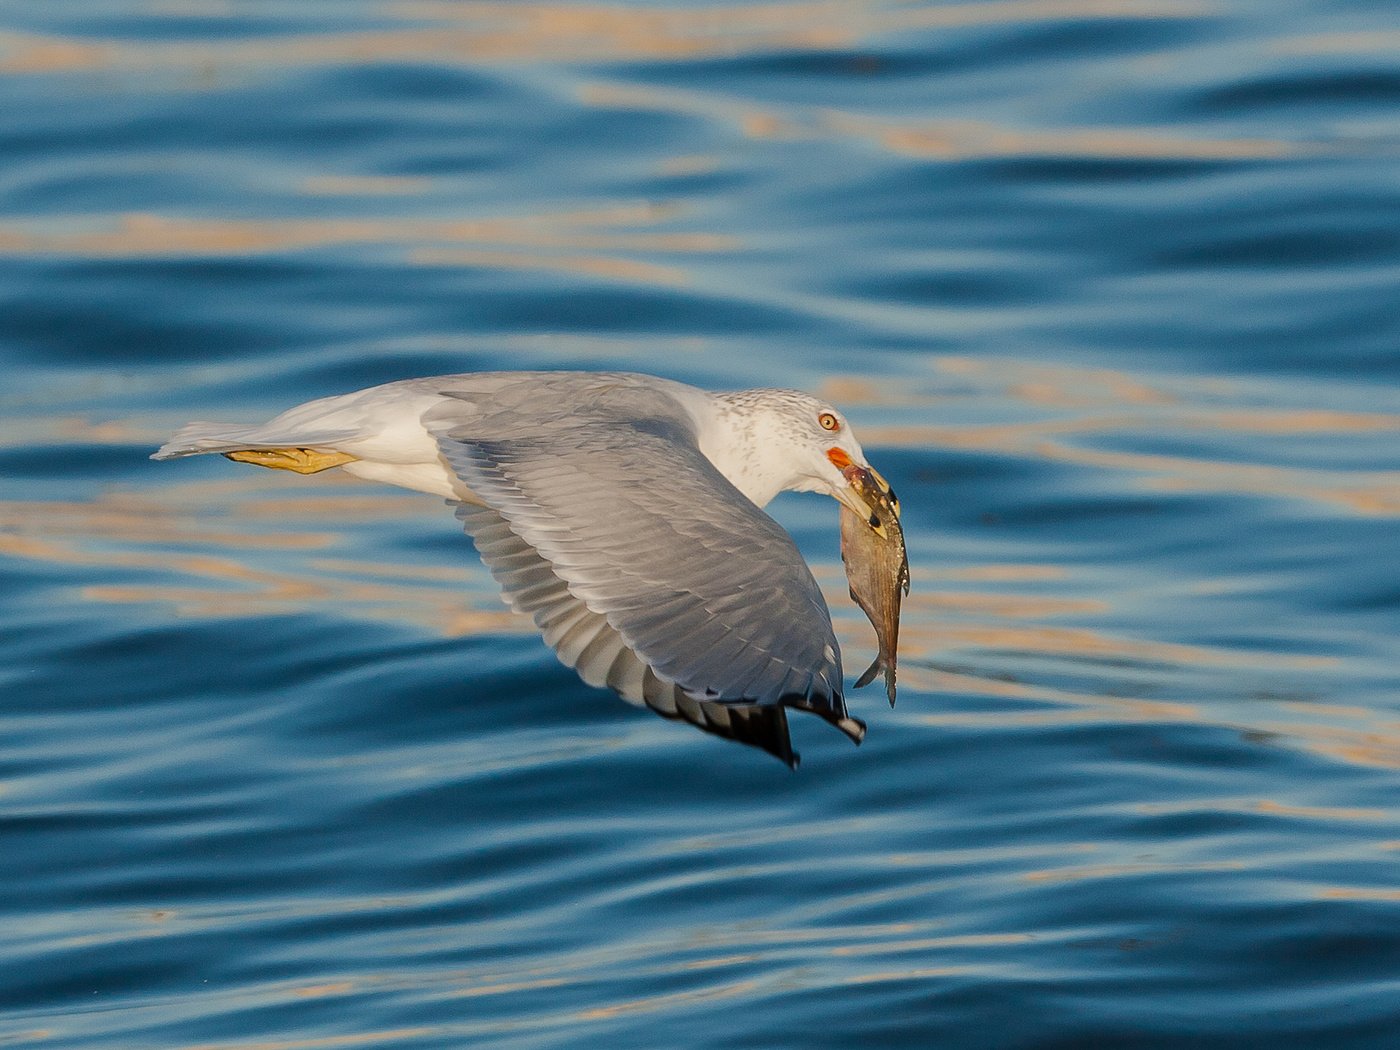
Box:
[710,390,897,533]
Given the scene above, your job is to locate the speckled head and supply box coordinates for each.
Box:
[701,388,876,514]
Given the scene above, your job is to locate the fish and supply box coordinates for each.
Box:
[839,466,910,706]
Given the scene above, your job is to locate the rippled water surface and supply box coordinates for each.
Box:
[3,2,1399,1047]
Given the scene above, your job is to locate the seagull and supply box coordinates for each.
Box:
[154,370,896,766]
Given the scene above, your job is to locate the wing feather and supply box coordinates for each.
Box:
[455,501,815,765]
[437,441,841,702]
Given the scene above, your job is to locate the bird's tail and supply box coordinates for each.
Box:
[151,422,355,460]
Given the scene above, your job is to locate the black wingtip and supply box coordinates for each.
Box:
[655,696,800,769]
[782,695,865,747]
[840,715,867,745]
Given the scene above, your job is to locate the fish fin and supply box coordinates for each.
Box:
[855,656,881,689]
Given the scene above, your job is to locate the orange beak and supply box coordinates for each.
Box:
[828,447,898,534]
[828,447,879,531]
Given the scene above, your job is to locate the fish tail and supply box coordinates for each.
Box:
[855,656,881,689]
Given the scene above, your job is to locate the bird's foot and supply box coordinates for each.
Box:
[223,448,357,474]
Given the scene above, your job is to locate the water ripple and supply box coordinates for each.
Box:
[3,0,1399,1046]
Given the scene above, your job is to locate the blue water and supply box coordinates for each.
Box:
[2,2,1398,1046]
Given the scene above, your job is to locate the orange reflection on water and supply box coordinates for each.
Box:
[846,356,1400,518]
[0,489,335,553]
[1268,722,1400,772]
[1057,444,1400,517]
[824,111,1296,161]
[0,207,730,288]
[577,80,807,141]
[1135,798,1391,822]
[907,589,1108,619]
[580,76,1295,163]
[1317,886,1400,902]
[0,0,1207,75]
[0,204,735,296]
[0,476,530,637]
[1022,859,1245,884]
[445,976,574,1000]
[410,247,690,287]
[930,356,1400,433]
[923,621,1332,671]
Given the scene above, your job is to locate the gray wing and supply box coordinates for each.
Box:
[457,502,805,766]
[424,374,862,762]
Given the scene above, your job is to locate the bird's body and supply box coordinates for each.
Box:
[155,370,894,766]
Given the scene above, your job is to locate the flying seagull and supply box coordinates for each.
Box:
[154,370,896,766]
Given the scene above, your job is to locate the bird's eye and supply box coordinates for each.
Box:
[818,412,840,431]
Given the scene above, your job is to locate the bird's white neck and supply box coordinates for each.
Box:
[690,390,801,508]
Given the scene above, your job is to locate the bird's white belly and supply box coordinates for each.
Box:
[312,390,479,501]
[320,392,445,463]
[341,457,473,501]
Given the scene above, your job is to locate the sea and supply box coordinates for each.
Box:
[1,2,1397,1047]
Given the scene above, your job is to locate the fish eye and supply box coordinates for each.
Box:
[818,412,840,431]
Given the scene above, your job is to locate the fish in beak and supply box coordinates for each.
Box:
[836,459,909,706]
[826,448,899,537]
